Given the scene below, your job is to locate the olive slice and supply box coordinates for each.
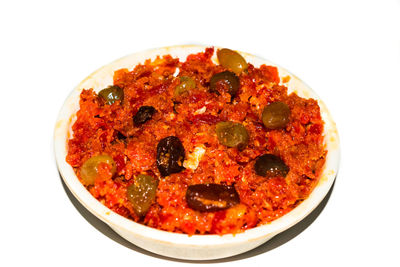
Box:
[262,101,291,129]
[186,183,240,212]
[98,85,124,105]
[156,136,185,176]
[216,121,249,150]
[209,71,240,98]
[80,154,116,185]
[134,106,156,126]
[217,48,248,74]
[126,174,159,217]
[254,154,289,178]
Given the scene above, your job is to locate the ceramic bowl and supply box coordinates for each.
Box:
[54,45,340,260]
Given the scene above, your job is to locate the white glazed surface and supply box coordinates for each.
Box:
[54,45,340,260]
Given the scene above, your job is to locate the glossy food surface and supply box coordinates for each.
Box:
[66,47,327,235]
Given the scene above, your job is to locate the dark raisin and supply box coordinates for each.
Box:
[133,106,157,126]
[156,136,185,176]
[186,183,240,212]
[254,154,289,178]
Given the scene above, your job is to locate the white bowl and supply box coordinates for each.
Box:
[54,45,340,260]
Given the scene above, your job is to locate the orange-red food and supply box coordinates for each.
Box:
[66,47,326,235]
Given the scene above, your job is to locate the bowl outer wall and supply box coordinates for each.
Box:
[54,45,340,260]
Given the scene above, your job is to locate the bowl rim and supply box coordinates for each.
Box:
[54,44,340,247]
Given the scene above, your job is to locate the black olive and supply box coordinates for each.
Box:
[134,106,156,126]
[98,85,124,105]
[254,154,289,178]
[209,71,240,98]
[186,183,240,212]
[156,136,185,176]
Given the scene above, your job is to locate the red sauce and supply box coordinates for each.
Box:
[67,48,326,235]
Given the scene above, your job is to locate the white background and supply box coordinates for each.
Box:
[1,0,399,266]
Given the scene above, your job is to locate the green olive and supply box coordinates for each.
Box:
[126,174,159,217]
[174,76,196,96]
[98,85,124,105]
[217,48,248,74]
[80,154,116,185]
[209,71,240,98]
[262,101,291,129]
[216,121,249,150]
